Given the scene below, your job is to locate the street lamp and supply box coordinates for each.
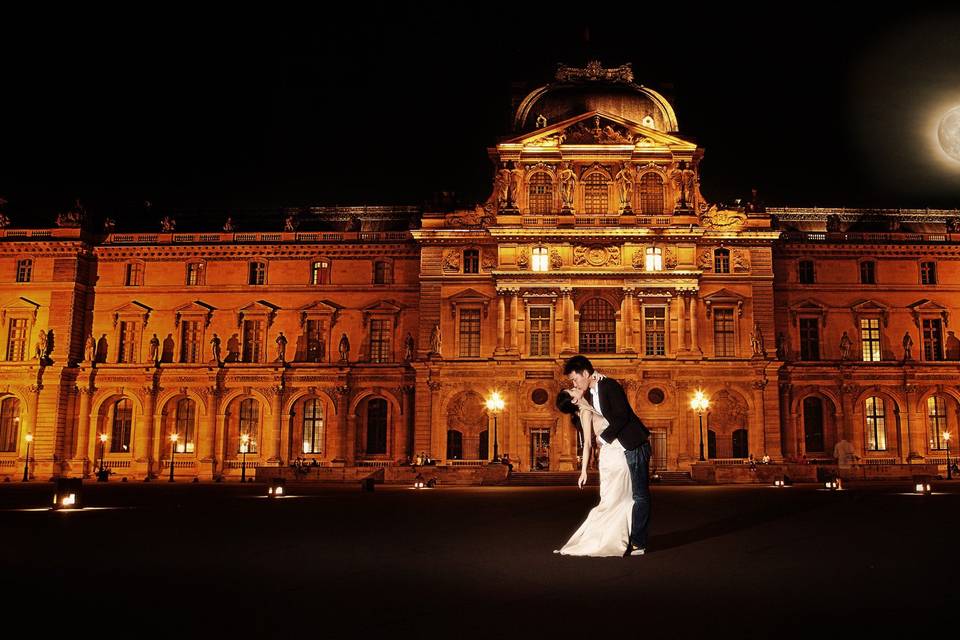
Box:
[945,432,952,480]
[485,391,505,462]
[690,389,710,462]
[22,433,33,482]
[240,433,250,483]
[97,433,109,481]
[168,432,179,482]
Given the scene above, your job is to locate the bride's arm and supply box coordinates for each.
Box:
[578,407,593,489]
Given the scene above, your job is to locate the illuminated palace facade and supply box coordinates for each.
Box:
[1,62,959,481]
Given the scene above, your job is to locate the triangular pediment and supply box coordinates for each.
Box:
[503,111,696,149]
[173,300,216,314]
[239,300,280,314]
[299,299,343,314]
[362,299,403,314]
[789,298,828,312]
[448,288,492,303]
[908,299,948,312]
[703,288,746,302]
[112,300,152,314]
[851,299,890,313]
[1,296,40,312]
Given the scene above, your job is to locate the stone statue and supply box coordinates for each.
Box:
[149,333,160,363]
[902,331,914,361]
[338,333,350,363]
[346,215,362,231]
[85,334,96,362]
[494,166,511,209]
[56,198,86,228]
[160,216,176,232]
[508,164,523,208]
[223,217,236,231]
[615,163,634,212]
[275,331,288,363]
[775,331,786,360]
[825,214,841,233]
[750,322,765,357]
[670,162,694,210]
[210,333,222,364]
[404,332,415,361]
[839,331,853,360]
[558,163,576,210]
[284,213,299,232]
[430,322,442,355]
[0,209,10,228]
[103,218,116,233]
[744,188,766,213]
[35,330,47,361]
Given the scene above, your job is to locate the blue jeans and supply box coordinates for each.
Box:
[624,442,651,549]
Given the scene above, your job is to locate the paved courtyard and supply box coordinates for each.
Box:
[2,479,957,638]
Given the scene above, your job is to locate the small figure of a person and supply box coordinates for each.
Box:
[775,331,787,360]
[35,329,47,361]
[210,333,222,364]
[149,334,160,364]
[902,331,914,361]
[761,453,771,464]
[85,334,97,362]
[750,322,765,357]
[275,332,288,363]
[338,333,350,363]
[615,162,634,212]
[404,332,415,361]
[430,322,442,355]
[748,454,757,471]
[558,163,576,210]
[839,331,853,360]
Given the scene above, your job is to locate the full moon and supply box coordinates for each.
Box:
[938,106,960,162]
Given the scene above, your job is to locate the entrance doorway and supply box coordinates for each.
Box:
[530,429,550,471]
[650,430,667,473]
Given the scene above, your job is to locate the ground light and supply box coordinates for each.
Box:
[267,477,285,497]
[51,478,83,510]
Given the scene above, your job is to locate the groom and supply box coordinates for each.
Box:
[564,355,651,556]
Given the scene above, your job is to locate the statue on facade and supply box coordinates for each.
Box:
[404,332,415,361]
[744,188,766,213]
[346,215,361,231]
[284,213,299,232]
[103,218,116,233]
[902,331,914,361]
[430,322,442,355]
[160,216,176,232]
[615,163,634,212]
[338,333,350,363]
[210,333,222,365]
[508,163,523,208]
[558,163,576,211]
[35,329,48,362]
[670,162,694,210]
[0,197,10,228]
[56,198,86,228]
[775,331,786,360]
[839,331,853,360]
[85,334,97,362]
[275,331,288,363]
[223,217,236,231]
[494,165,511,210]
[946,217,960,233]
[149,333,160,364]
[750,322,766,357]
[825,214,842,233]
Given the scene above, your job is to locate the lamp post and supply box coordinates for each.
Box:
[22,433,33,482]
[945,432,952,480]
[97,433,108,480]
[690,389,710,462]
[485,391,505,462]
[240,433,250,482]
[169,432,179,482]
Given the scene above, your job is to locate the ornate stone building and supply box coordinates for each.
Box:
[0,62,958,481]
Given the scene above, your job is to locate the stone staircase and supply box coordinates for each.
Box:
[508,471,599,486]
[652,471,695,484]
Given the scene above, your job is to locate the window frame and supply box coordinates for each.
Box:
[531,247,549,272]
[643,305,667,357]
[920,261,937,285]
[15,258,33,283]
[798,260,815,284]
[712,306,736,357]
[578,298,617,354]
[714,248,730,274]
[798,316,820,361]
[463,249,480,274]
[859,260,876,285]
[311,259,331,285]
[864,396,887,451]
[528,305,552,357]
[457,306,482,358]
[124,261,144,287]
[248,261,267,286]
[859,317,882,362]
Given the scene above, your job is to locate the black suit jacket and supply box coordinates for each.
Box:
[594,377,650,451]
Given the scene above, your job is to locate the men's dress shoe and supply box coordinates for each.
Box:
[623,545,646,557]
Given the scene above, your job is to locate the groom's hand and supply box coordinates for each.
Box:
[578,470,587,489]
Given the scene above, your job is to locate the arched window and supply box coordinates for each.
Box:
[639,173,665,215]
[0,397,20,452]
[302,398,324,455]
[645,247,663,271]
[366,398,387,455]
[527,172,553,215]
[714,248,730,274]
[174,398,196,454]
[446,430,463,460]
[582,173,609,214]
[579,298,616,353]
[239,398,259,453]
[928,396,948,450]
[732,429,749,459]
[110,399,132,453]
[803,397,824,453]
[864,396,886,451]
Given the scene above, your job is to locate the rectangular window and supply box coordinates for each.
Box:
[860,318,881,362]
[373,261,391,285]
[463,250,479,274]
[369,319,391,363]
[249,262,266,285]
[242,320,264,363]
[532,247,549,272]
[5,318,27,361]
[920,261,937,285]
[583,175,608,214]
[186,263,204,286]
[125,263,143,286]
[306,320,325,362]
[923,318,944,361]
[644,307,666,356]
[859,261,876,284]
[798,260,815,284]
[180,320,202,363]
[928,396,947,450]
[713,308,735,357]
[714,250,730,274]
[311,260,330,285]
[118,321,139,363]
[799,318,819,360]
[865,397,886,451]
[459,309,481,357]
[16,259,32,283]
[529,307,551,356]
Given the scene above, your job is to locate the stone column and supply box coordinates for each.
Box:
[689,295,701,354]
[267,384,283,464]
[779,383,794,459]
[200,386,220,480]
[495,292,506,355]
[509,289,520,353]
[562,288,575,352]
[337,385,352,464]
[621,288,635,352]
[75,385,94,474]
[674,294,686,353]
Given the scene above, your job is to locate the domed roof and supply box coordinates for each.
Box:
[514,62,678,134]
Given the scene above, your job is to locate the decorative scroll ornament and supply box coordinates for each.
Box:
[555,61,634,84]
[699,205,746,230]
[664,246,678,270]
[517,248,529,269]
[575,245,621,267]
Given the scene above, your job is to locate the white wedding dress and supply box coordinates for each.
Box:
[556,412,633,557]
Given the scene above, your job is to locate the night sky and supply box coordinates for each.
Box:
[1,7,958,230]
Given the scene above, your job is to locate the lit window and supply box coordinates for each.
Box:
[532,247,549,272]
[639,173,665,215]
[0,397,20,452]
[5,318,27,361]
[865,396,886,451]
[180,321,202,363]
[242,320,264,362]
[238,398,259,453]
[174,398,196,453]
[714,249,730,274]
[645,247,662,271]
[110,399,132,453]
[527,173,553,215]
[302,398,324,455]
[118,321,140,363]
[311,260,330,285]
[928,396,948,450]
[860,318,881,362]
[583,173,609,214]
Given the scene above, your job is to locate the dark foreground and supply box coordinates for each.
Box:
[2,480,957,638]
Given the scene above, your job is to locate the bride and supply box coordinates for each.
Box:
[553,386,633,557]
